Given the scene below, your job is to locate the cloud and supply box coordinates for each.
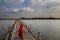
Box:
[11,8,19,12]
[0,13,19,18]
[0,0,60,18]
[0,7,18,14]
[28,0,60,18]
[0,8,33,18]
[33,0,60,11]
[0,7,19,18]
[17,0,24,3]
[0,0,1,3]
[0,7,9,13]
[4,0,25,4]
[10,7,34,12]
[50,0,60,2]
[0,7,34,14]
[29,0,35,6]
[0,7,35,18]
[28,0,60,7]
[28,0,48,7]
[22,7,34,12]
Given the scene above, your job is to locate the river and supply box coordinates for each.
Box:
[0,20,60,40]
[21,20,60,40]
[0,20,15,40]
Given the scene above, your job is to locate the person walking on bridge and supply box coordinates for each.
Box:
[18,22,24,40]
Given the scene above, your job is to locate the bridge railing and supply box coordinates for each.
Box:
[24,24,41,40]
[4,20,41,40]
[4,20,16,40]
[24,25,38,40]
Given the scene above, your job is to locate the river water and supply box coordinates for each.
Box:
[0,20,15,40]
[0,20,60,40]
[21,20,60,40]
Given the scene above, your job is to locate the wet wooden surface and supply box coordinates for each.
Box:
[10,20,36,40]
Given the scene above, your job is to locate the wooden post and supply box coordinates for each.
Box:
[29,24,32,33]
[21,38,23,40]
[37,32,41,40]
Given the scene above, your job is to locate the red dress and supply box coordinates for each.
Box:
[18,24,24,38]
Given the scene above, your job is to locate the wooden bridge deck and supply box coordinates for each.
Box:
[4,20,36,40]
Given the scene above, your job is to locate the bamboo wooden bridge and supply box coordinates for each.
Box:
[3,20,41,40]
[1,18,59,40]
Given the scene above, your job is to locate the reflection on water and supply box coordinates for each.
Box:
[0,20,60,40]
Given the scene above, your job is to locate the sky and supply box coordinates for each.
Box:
[0,0,60,18]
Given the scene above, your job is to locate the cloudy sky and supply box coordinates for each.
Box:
[0,0,60,18]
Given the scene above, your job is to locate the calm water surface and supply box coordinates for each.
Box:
[21,20,60,40]
[0,20,15,40]
[0,20,60,40]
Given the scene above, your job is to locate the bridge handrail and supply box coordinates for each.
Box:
[25,25,37,40]
[4,20,16,40]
